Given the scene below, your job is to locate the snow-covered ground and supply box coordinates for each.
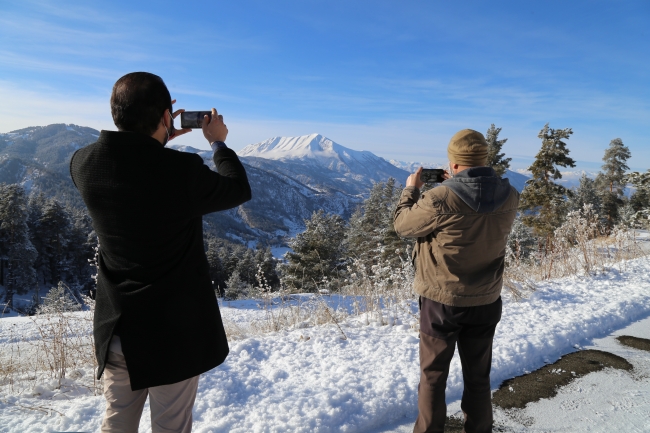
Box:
[1,256,649,432]
[380,314,650,433]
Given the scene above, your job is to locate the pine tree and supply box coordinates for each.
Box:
[65,207,94,288]
[205,235,227,296]
[345,178,410,268]
[235,249,256,286]
[485,124,511,177]
[254,246,280,289]
[626,170,650,229]
[38,282,82,314]
[505,214,537,264]
[571,174,601,214]
[281,210,346,292]
[600,138,631,197]
[596,138,631,229]
[519,124,576,237]
[31,199,70,284]
[225,272,250,300]
[0,184,38,309]
[626,170,650,191]
[379,178,410,265]
[630,188,650,213]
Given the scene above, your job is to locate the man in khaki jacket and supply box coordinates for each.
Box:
[394,129,519,433]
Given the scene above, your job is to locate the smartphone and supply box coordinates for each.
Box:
[180,111,212,129]
[420,169,446,184]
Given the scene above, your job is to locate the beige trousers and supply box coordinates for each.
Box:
[101,348,199,433]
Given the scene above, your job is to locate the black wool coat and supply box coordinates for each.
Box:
[70,130,251,390]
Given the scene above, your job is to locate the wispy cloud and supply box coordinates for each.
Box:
[0,81,112,133]
[0,51,120,81]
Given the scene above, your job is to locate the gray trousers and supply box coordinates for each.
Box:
[101,343,199,433]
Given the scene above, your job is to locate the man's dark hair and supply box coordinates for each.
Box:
[110,72,172,135]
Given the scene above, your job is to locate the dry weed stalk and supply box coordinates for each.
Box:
[505,205,646,291]
[0,283,102,399]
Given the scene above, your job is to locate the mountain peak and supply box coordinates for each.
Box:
[238,133,349,160]
[235,133,409,194]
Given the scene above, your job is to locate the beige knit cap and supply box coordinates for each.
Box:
[447,129,489,166]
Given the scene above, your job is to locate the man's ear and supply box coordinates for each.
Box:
[162,109,172,129]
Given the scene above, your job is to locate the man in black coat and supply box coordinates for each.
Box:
[70,72,251,432]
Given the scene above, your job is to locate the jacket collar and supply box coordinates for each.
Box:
[441,166,512,213]
[97,130,164,149]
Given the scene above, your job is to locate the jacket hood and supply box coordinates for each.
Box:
[441,167,512,213]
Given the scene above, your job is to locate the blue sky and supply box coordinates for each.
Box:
[1,0,648,172]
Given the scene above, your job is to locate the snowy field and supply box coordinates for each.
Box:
[1,256,649,432]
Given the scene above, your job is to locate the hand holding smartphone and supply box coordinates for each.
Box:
[420,169,446,184]
[180,111,212,129]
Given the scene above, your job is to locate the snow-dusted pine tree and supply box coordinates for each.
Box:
[519,123,576,237]
[571,174,602,214]
[281,210,346,292]
[254,246,280,288]
[225,272,250,300]
[599,138,631,197]
[626,169,650,229]
[38,282,82,314]
[597,138,631,229]
[485,124,511,177]
[346,178,410,269]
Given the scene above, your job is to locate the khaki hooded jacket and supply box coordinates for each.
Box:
[394,167,519,307]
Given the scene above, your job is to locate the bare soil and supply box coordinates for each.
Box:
[492,349,632,409]
[616,335,650,352]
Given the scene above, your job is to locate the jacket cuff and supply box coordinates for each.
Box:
[210,141,228,152]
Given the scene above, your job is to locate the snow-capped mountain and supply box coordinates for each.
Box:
[0,126,412,247]
[238,134,409,195]
[173,134,410,241]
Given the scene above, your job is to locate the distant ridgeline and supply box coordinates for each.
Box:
[0,126,536,245]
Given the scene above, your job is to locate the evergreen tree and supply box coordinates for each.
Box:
[600,138,631,197]
[485,124,511,177]
[235,249,256,286]
[31,199,70,284]
[65,207,94,287]
[626,170,650,192]
[225,271,250,300]
[379,177,410,265]
[571,174,601,214]
[346,178,410,268]
[0,184,38,309]
[281,210,346,292]
[205,235,227,296]
[344,207,365,259]
[505,214,537,264]
[596,138,631,229]
[626,170,650,228]
[630,188,650,213]
[519,124,576,237]
[254,246,280,289]
[38,282,81,314]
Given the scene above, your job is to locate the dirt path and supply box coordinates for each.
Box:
[492,349,633,410]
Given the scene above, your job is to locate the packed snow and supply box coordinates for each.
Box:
[1,256,649,432]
